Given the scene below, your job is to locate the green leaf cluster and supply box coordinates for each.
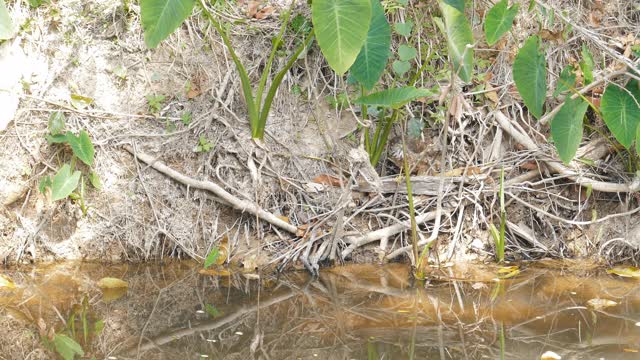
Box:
[40,112,100,210]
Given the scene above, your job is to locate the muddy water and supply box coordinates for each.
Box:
[1,261,640,359]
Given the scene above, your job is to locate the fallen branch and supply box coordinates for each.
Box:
[123,145,298,234]
[493,111,640,193]
[341,209,447,258]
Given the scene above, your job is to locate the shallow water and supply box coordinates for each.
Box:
[1,260,640,359]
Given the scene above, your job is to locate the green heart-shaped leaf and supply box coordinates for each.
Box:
[51,164,81,201]
[484,0,519,46]
[601,83,640,149]
[580,44,594,85]
[141,0,195,48]
[398,44,417,61]
[66,130,95,166]
[392,60,410,76]
[312,0,372,75]
[553,65,576,97]
[513,35,547,119]
[48,111,66,136]
[394,20,414,37]
[551,97,588,164]
[350,0,391,89]
[439,0,474,83]
[53,334,84,360]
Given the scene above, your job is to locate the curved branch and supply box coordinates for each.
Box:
[124,145,298,234]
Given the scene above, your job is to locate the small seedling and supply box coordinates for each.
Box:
[194,136,213,153]
[146,94,166,113]
[181,111,192,125]
[39,112,100,215]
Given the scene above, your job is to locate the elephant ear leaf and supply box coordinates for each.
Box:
[312,0,372,75]
[141,0,196,48]
[637,124,640,157]
[438,0,474,83]
[551,97,588,164]
[484,0,519,46]
[66,130,95,166]
[600,82,640,149]
[51,164,81,201]
[350,0,391,90]
[513,35,547,119]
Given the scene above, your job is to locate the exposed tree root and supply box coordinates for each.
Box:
[123,145,298,234]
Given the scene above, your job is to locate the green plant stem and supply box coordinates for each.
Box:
[199,1,259,132]
[368,52,431,166]
[361,86,371,153]
[400,121,419,270]
[255,0,297,110]
[256,29,314,138]
[371,110,399,165]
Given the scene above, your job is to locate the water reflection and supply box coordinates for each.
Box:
[1,261,640,359]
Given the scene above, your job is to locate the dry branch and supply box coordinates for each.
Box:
[493,111,640,193]
[123,145,298,234]
[341,209,447,258]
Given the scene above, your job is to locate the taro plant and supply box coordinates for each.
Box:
[40,111,100,215]
[140,0,374,140]
[503,4,640,165]
[489,168,506,263]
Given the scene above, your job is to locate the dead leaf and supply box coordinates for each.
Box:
[495,265,520,280]
[247,1,260,17]
[539,29,563,43]
[296,224,309,238]
[276,215,290,223]
[255,6,274,19]
[187,88,200,99]
[519,161,538,170]
[586,298,617,310]
[0,274,16,290]
[97,277,128,289]
[38,318,47,338]
[607,266,640,278]
[485,89,499,104]
[312,174,343,187]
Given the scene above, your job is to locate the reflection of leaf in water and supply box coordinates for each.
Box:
[586,298,617,310]
[205,304,221,318]
[607,266,640,278]
[0,274,16,289]
[97,277,128,289]
[198,268,231,277]
[101,287,128,303]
